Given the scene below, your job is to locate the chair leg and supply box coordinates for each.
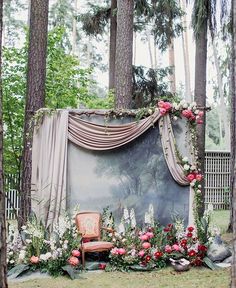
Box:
[82,250,85,268]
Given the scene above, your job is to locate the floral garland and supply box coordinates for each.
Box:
[157,99,207,241]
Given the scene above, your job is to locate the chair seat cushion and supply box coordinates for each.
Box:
[82,241,113,252]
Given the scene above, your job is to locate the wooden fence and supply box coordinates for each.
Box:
[205,150,231,209]
[4,151,231,219]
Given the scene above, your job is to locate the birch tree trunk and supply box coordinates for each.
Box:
[180,0,191,101]
[168,38,176,94]
[19,0,49,227]
[0,0,8,286]
[212,36,230,149]
[115,0,134,109]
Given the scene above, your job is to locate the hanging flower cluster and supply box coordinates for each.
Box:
[157,99,204,124]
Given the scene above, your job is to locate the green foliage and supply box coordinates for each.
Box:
[3,27,95,175]
[85,90,115,109]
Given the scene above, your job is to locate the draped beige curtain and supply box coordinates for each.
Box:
[31,109,189,227]
[31,111,68,227]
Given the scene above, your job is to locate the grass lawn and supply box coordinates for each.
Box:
[8,267,230,288]
[211,210,230,234]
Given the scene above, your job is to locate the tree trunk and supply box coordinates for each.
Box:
[231,0,236,285]
[109,0,117,90]
[19,0,49,227]
[212,36,230,149]
[180,0,191,101]
[194,20,207,218]
[147,30,154,68]
[168,37,176,94]
[133,31,136,66]
[0,0,8,286]
[115,0,134,109]
[153,38,157,69]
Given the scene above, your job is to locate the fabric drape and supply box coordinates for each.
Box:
[68,110,162,150]
[31,111,68,227]
[158,115,189,186]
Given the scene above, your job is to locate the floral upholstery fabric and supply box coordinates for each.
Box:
[76,213,100,239]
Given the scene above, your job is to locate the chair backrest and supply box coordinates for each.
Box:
[75,211,101,240]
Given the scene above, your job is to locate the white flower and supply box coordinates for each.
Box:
[130,208,136,228]
[183,103,188,108]
[25,239,32,244]
[122,238,127,243]
[182,157,188,163]
[173,102,179,110]
[63,243,68,250]
[196,189,201,194]
[198,184,202,188]
[64,240,68,244]
[10,260,15,264]
[21,225,27,230]
[190,180,196,187]
[40,254,47,261]
[183,164,190,171]
[123,207,129,222]
[9,251,14,256]
[180,99,186,106]
[173,116,178,121]
[118,222,125,234]
[18,250,26,261]
[194,109,199,115]
[148,109,153,115]
[45,252,52,260]
[190,165,196,171]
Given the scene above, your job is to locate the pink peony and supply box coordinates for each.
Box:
[165,245,172,253]
[30,256,39,264]
[118,248,126,255]
[68,256,79,266]
[138,250,145,257]
[142,242,151,249]
[187,173,195,182]
[71,250,81,257]
[159,108,167,115]
[172,244,180,251]
[146,232,154,239]
[140,234,149,241]
[195,174,203,181]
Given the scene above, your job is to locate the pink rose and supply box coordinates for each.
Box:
[182,109,192,119]
[198,111,204,117]
[138,250,145,257]
[118,248,126,255]
[172,244,180,251]
[187,173,195,182]
[158,100,165,108]
[30,256,39,264]
[163,102,172,111]
[142,242,151,249]
[140,234,149,241]
[146,232,154,239]
[195,174,203,181]
[165,245,172,253]
[111,247,119,255]
[71,250,81,257]
[197,119,203,124]
[159,108,167,115]
[68,256,79,266]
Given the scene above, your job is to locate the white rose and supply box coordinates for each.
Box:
[183,103,188,108]
[40,254,47,261]
[148,109,153,115]
[184,164,190,171]
[190,165,196,171]
[9,251,14,256]
[194,109,199,115]
[10,260,15,264]
[173,116,178,121]
[182,157,188,163]
[198,185,202,188]
[45,252,52,260]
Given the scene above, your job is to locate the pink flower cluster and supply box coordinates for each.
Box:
[111,247,126,255]
[187,173,203,183]
[182,109,204,124]
[157,100,172,116]
[68,249,81,266]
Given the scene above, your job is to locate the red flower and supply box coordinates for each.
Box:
[195,174,203,181]
[68,256,79,266]
[188,250,196,257]
[182,109,194,119]
[154,251,163,259]
[187,226,194,232]
[163,227,170,232]
[187,232,193,238]
[197,119,203,124]
[192,257,202,266]
[198,244,207,252]
[180,239,187,248]
[167,224,173,228]
[99,263,107,270]
[145,255,151,262]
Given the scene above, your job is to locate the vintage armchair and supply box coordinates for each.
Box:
[75,211,114,267]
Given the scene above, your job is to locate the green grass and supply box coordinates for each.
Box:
[211,210,230,234]
[8,267,230,288]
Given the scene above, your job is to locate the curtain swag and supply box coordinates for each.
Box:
[31,109,189,227]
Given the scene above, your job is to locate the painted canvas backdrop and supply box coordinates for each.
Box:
[67,114,189,225]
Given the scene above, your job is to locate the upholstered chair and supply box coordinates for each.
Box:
[75,211,114,267]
